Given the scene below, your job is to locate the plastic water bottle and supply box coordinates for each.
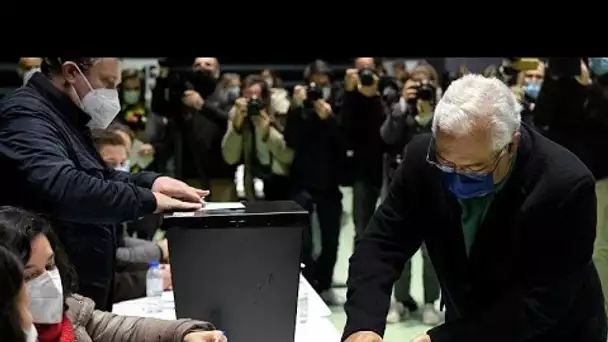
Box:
[297,279,309,324]
[146,261,163,313]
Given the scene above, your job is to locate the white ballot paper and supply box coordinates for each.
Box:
[130,139,154,169]
[203,202,246,211]
[169,202,246,217]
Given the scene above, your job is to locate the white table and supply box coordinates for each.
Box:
[113,275,341,342]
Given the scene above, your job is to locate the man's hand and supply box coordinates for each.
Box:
[231,97,248,131]
[293,85,307,106]
[183,90,204,111]
[344,331,383,342]
[314,100,332,120]
[402,79,419,100]
[183,330,227,342]
[153,192,202,213]
[257,110,271,136]
[152,176,209,203]
[139,143,155,157]
[411,334,431,342]
[160,264,172,290]
[345,68,359,92]
[157,238,169,261]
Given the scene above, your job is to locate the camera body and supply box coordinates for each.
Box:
[306,82,324,103]
[378,76,401,105]
[247,96,263,116]
[415,79,436,102]
[359,67,376,87]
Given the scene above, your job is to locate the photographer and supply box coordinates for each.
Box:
[284,82,345,304]
[303,60,344,113]
[379,62,442,325]
[222,75,293,201]
[508,58,545,127]
[339,57,388,241]
[534,58,608,314]
[152,57,238,201]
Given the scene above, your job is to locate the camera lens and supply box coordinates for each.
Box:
[247,96,262,116]
[307,83,323,102]
[359,68,375,87]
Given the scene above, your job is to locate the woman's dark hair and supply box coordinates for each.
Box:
[0,245,26,342]
[243,74,271,108]
[41,57,100,76]
[303,59,332,81]
[0,207,78,306]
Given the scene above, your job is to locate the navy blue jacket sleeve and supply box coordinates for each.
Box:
[0,112,157,224]
[107,170,160,189]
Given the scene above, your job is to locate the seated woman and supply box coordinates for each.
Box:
[0,244,37,342]
[0,206,226,342]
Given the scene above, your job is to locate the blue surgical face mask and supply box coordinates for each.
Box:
[523,82,541,99]
[443,171,494,199]
[589,58,608,77]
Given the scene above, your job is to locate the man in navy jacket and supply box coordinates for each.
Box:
[0,57,205,310]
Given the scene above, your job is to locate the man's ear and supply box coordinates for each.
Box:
[61,63,79,84]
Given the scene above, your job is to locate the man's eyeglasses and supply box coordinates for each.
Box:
[426,139,509,176]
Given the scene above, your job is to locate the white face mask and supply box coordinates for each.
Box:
[27,268,63,324]
[71,64,121,129]
[23,68,41,85]
[23,324,38,342]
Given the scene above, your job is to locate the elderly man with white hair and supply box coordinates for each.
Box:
[342,74,607,342]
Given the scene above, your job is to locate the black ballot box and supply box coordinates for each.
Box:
[164,201,309,342]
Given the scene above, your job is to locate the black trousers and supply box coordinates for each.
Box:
[394,246,441,308]
[296,188,343,292]
[353,179,381,241]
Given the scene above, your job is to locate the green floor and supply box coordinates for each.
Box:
[328,187,435,341]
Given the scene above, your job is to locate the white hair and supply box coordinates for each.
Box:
[432,74,522,151]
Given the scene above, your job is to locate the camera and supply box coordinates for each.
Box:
[359,67,376,87]
[247,96,263,116]
[415,79,436,102]
[307,82,324,102]
[378,76,401,105]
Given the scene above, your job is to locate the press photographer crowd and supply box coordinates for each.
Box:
[0,56,607,342]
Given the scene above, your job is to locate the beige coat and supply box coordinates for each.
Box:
[222,89,293,200]
[66,294,214,342]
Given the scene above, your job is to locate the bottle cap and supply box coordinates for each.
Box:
[149,261,159,268]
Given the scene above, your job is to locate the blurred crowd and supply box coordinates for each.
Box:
[11,57,608,330]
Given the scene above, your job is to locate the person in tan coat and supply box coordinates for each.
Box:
[0,206,226,342]
[222,74,293,201]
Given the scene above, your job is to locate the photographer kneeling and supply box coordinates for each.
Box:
[285,83,345,304]
[380,62,442,325]
[222,75,293,201]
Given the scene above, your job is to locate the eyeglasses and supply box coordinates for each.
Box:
[426,139,509,176]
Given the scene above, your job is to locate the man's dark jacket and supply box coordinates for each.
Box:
[343,125,607,342]
[0,73,159,310]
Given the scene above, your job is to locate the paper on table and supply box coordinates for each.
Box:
[203,202,245,211]
[131,139,154,169]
